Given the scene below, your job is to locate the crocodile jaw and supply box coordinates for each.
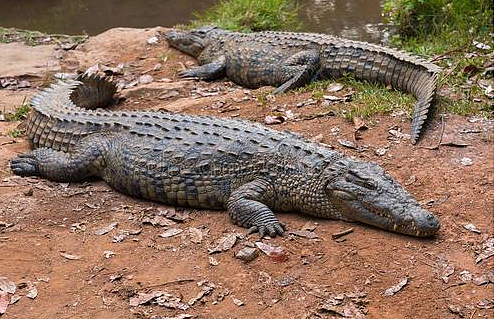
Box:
[332,197,440,237]
[325,160,440,237]
[166,29,205,58]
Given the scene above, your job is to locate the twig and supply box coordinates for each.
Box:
[140,278,195,290]
[442,281,466,290]
[331,228,354,240]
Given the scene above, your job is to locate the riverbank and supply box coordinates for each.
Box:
[0,27,493,318]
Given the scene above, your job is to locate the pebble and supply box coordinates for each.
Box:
[235,247,259,262]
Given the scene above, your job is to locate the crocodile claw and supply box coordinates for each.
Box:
[248,221,286,238]
[177,68,199,79]
[10,154,39,176]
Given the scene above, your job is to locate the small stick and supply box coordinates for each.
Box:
[331,228,354,240]
[140,278,195,289]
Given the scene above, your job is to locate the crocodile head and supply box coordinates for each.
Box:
[166,26,220,58]
[324,159,440,237]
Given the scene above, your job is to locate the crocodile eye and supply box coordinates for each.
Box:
[345,171,378,190]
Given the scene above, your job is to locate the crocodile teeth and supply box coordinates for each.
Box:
[393,224,398,231]
[416,230,421,236]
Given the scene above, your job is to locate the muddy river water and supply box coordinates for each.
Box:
[0,0,385,42]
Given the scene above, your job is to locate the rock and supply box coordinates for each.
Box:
[0,42,60,77]
[139,74,153,84]
[460,157,473,166]
[235,247,259,262]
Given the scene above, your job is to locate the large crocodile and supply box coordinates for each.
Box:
[166,26,441,144]
[10,76,440,237]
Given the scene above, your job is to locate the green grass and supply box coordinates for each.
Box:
[7,129,25,138]
[298,78,415,122]
[191,0,301,32]
[0,26,87,46]
[383,0,493,117]
[3,97,30,122]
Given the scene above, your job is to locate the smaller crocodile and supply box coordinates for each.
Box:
[166,26,441,144]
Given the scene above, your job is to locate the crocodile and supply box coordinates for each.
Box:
[166,26,441,144]
[10,76,440,237]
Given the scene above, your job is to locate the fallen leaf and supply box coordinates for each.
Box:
[94,222,118,235]
[473,272,494,285]
[383,277,408,296]
[441,265,455,283]
[289,230,318,239]
[60,252,81,260]
[326,82,344,92]
[0,292,9,314]
[338,139,357,149]
[188,227,203,243]
[265,115,285,125]
[159,228,183,238]
[389,129,410,140]
[208,234,238,254]
[0,277,16,294]
[129,291,163,307]
[459,270,472,282]
[464,223,481,234]
[255,242,287,262]
[463,64,478,75]
[26,283,37,299]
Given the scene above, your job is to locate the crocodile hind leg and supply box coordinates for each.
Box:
[226,179,286,237]
[178,56,226,80]
[272,50,320,94]
[10,134,109,182]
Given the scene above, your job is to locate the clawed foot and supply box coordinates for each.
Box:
[178,68,201,79]
[248,221,286,238]
[10,153,39,176]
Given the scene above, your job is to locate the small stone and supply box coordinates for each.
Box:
[147,36,159,44]
[232,297,244,306]
[375,147,388,156]
[464,223,481,234]
[235,247,259,262]
[159,228,183,238]
[139,75,153,84]
[459,270,472,282]
[460,157,473,166]
[103,251,115,259]
[209,257,219,266]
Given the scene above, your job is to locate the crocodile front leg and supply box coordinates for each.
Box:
[178,56,226,80]
[273,50,320,94]
[227,179,285,238]
[10,134,109,182]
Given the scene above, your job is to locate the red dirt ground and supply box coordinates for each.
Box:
[0,28,493,319]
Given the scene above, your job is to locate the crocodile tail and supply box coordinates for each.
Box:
[26,75,117,151]
[70,74,117,110]
[409,71,439,144]
[321,41,440,143]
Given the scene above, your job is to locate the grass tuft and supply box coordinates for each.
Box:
[383,0,493,118]
[298,78,414,122]
[3,97,30,122]
[191,0,301,32]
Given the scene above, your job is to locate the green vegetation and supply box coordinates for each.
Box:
[0,27,87,46]
[3,97,30,122]
[191,0,300,32]
[383,0,493,116]
[7,129,25,138]
[299,78,415,121]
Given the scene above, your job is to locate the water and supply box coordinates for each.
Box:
[0,0,384,42]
